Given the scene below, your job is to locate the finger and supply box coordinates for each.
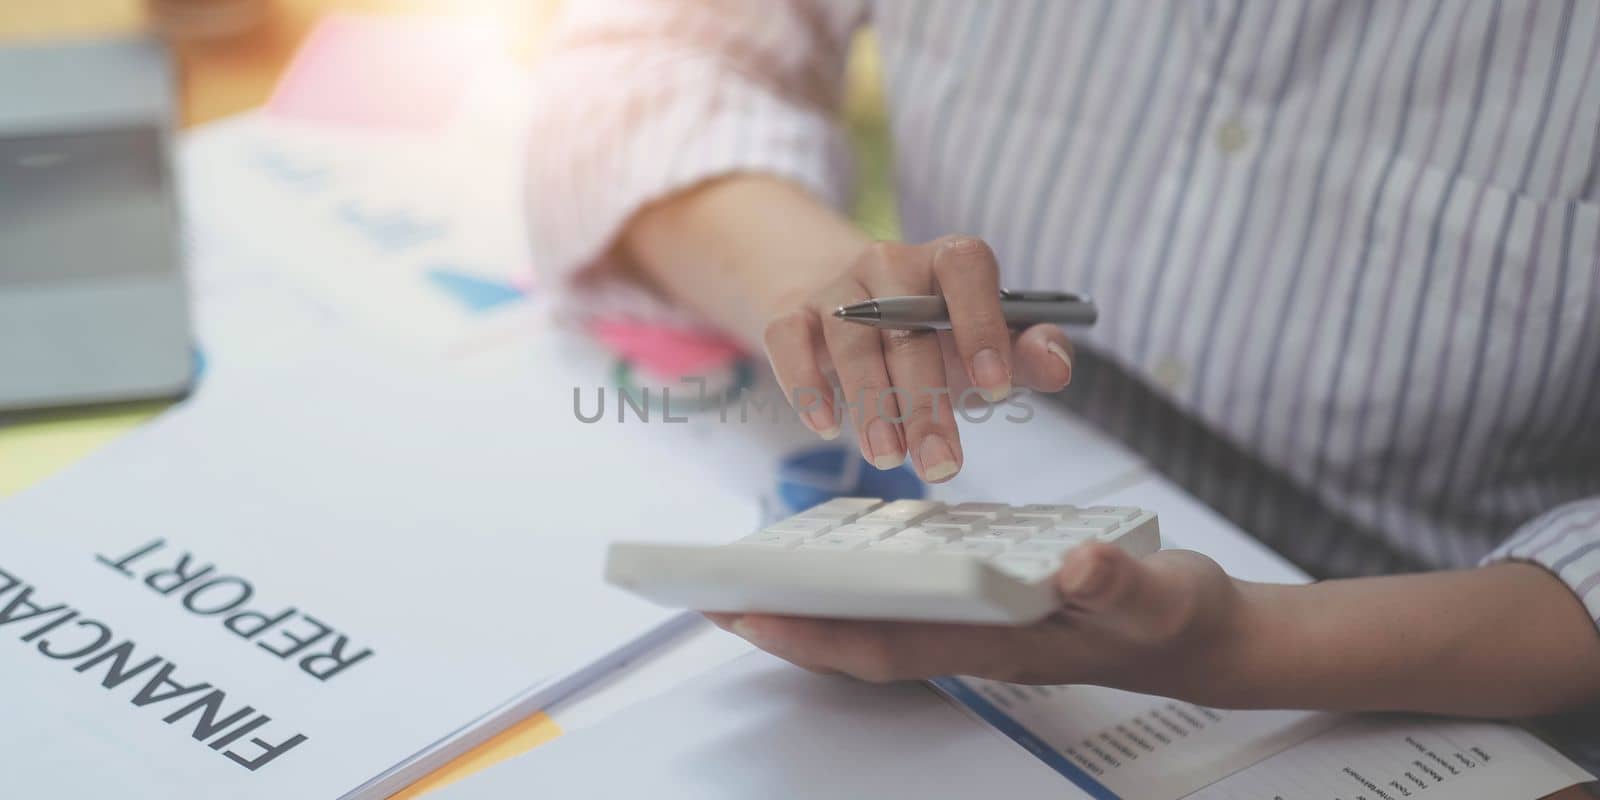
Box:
[818,267,905,469]
[862,256,963,482]
[929,236,1012,402]
[884,330,963,481]
[762,310,839,439]
[1012,324,1074,392]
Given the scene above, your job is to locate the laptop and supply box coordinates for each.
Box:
[0,36,194,412]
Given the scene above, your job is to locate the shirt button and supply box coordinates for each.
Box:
[1152,357,1188,393]
[1216,118,1248,154]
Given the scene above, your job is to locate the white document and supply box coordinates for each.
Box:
[932,476,1590,799]
[933,678,1338,800]
[178,101,538,359]
[0,346,760,800]
[544,621,755,734]
[926,475,1344,800]
[435,650,1070,800]
[1190,715,1592,799]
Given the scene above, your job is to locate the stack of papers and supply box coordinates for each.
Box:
[1,17,773,796]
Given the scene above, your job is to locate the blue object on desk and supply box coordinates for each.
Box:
[425,267,524,312]
[776,445,926,514]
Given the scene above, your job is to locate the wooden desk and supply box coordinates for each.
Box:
[0,0,557,127]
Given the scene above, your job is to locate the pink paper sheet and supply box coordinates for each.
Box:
[587,319,747,381]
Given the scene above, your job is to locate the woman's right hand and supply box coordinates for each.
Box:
[762,235,1079,484]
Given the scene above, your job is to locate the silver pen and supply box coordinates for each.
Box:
[832,289,1098,331]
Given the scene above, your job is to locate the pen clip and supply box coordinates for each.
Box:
[999,289,1094,303]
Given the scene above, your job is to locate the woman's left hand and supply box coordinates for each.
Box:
[707,543,1261,705]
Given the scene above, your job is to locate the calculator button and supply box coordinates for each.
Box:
[892,527,962,543]
[947,502,1011,519]
[810,498,884,513]
[1084,506,1140,521]
[737,531,808,549]
[799,533,873,551]
[991,554,1062,581]
[921,514,987,534]
[858,500,943,524]
[831,522,904,540]
[965,529,1031,544]
[868,538,934,553]
[938,540,1008,558]
[796,507,865,523]
[986,521,1049,537]
[1011,504,1081,522]
[764,518,836,535]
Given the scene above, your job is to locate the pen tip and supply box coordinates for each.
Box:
[832,306,848,318]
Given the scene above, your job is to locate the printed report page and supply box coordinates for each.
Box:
[0,347,758,800]
[935,483,1592,800]
[937,677,1590,800]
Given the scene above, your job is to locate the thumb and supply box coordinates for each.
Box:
[1055,543,1190,638]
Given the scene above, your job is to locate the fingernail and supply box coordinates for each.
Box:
[806,406,840,440]
[971,348,1011,402]
[867,418,903,469]
[1059,551,1106,596]
[920,434,959,482]
[1047,341,1073,386]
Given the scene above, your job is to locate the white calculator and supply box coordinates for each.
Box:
[605,498,1160,625]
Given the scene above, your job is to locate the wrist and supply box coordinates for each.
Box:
[1176,580,1302,709]
[623,174,870,349]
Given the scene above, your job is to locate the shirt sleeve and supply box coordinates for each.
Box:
[524,0,867,281]
[1482,497,1600,627]
[1481,499,1600,779]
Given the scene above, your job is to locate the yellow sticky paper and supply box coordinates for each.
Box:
[390,712,563,798]
[0,403,166,498]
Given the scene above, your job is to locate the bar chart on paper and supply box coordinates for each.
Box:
[1188,715,1594,800]
[933,676,1590,800]
[424,267,526,313]
[933,677,1337,800]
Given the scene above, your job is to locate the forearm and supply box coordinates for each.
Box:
[620,174,870,348]
[1226,563,1600,717]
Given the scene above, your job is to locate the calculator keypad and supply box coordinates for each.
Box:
[732,499,1156,583]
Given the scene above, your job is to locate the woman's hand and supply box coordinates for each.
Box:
[707,543,1258,705]
[709,552,1600,723]
[762,236,1077,483]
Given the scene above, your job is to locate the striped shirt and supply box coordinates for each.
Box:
[526,0,1600,767]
